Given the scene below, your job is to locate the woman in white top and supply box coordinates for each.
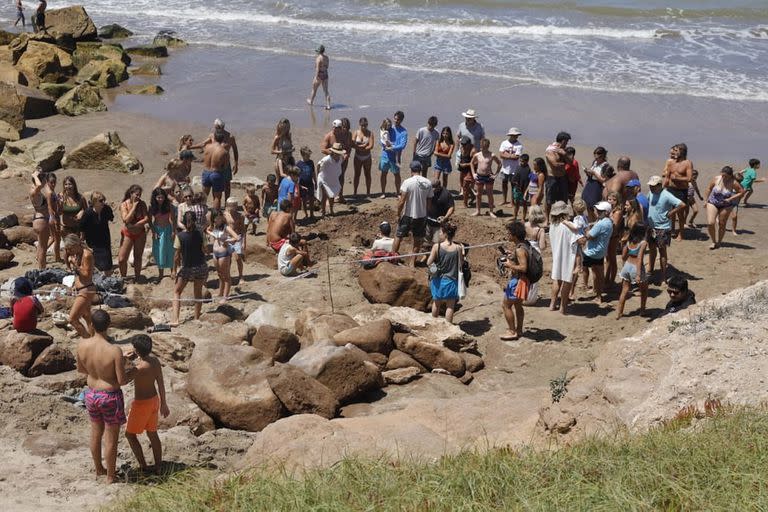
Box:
[315,143,345,216]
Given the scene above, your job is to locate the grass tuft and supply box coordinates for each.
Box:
[108,407,768,511]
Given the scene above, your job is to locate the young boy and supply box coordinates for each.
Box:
[125,334,169,474]
[225,196,246,281]
[242,184,261,236]
[261,174,279,220]
[510,154,531,221]
[732,158,763,234]
[297,146,316,220]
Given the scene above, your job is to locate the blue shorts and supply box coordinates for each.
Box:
[379,156,399,174]
[434,157,452,174]
[620,262,647,284]
[430,276,458,301]
[202,170,225,193]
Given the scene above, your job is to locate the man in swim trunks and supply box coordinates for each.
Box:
[603,156,639,203]
[662,143,693,241]
[307,44,331,110]
[76,310,133,484]
[201,130,229,210]
[192,119,239,201]
[266,199,295,253]
[544,131,573,221]
[646,175,686,283]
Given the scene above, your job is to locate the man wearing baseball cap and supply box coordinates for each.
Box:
[393,161,433,266]
[578,200,613,303]
[625,178,649,224]
[499,127,523,205]
[646,175,686,283]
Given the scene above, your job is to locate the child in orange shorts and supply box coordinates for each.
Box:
[125,334,169,473]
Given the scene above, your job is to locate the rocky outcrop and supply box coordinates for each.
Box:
[0,83,56,123]
[76,58,128,88]
[332,319,393,354]
[153,30,187,48]
[126,45,169,58]
[288,342,382,404]
[385,349,427,372]
[44,6,98,41]
[72,42,131,69]
[150,332,195,372]
[265,364,338,419]
[4,225,36,245]
[102,306,152,330]
[62,131,143,174]
[383,367,421,385]
[0,331,53,375]
[54,83,106,116]
[0,249,15,268]
[98,24,133,39]
[358,263,432,311]
[0,62,28,86]
[187,342,283,432]
[245,304,295,331]
[125,84,164,95]
[0,140,65,172]
[15,41,74,86]
[27,344,76,377]
[130,63,162,76]
[394,335,466,377]
[38,82,74,99]
[295,309,359,345]
[250,325,300,363]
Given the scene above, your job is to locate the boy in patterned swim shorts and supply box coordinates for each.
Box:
[77,310,133,484]
[124,334,170,473]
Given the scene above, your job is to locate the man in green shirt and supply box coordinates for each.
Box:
[732,158,763,235]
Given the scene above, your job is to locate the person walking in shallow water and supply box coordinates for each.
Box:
[14,0,25,28]
[307,45,330,110]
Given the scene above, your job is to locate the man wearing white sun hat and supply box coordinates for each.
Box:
[499,127,524,205]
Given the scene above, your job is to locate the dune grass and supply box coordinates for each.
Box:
[110,407,768,511]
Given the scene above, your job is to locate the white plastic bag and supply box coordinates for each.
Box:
[458,271,467,299]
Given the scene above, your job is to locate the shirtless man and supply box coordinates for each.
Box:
[470,138,501,217]
[307,45,330,110]
[545,131,573,221]
[192,119,239,201]
[662,143,693,241]
[603,156,639,203]
[76,310,133,484]
[201,130,229,210]
[266,199,295,253]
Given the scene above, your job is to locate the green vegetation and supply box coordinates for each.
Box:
[110,408,768,511]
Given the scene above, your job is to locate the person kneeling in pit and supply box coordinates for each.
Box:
[277,233,311,277]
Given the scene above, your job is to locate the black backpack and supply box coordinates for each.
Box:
[519,241,543,284]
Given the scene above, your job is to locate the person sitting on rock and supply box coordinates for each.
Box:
[10,277,43,333]
[664,275,696,314]
[266,199,295,253]
[277,233,311,277]
[371,221,394,252]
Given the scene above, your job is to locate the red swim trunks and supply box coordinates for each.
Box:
[84,388,126,426]
[269,238,287,252]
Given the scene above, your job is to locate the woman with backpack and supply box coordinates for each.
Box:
[427,222,464,324]
[500,221,533,341]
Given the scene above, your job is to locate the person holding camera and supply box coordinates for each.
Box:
[500,221,530,341]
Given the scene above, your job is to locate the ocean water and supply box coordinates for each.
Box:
[53,0,768,102]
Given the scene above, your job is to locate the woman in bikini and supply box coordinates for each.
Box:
[63,234,95,338]
[59,176,88,237]
[206,210,239,303]
[433,126,455,189]
[118,184,149,281]
[29,170,57,269]
[704,166,745,249]
[271,118,293,176]
[352,117,374,197]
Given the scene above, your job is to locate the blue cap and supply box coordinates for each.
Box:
[409,161,423,172]
[12,277,33,298]
[626,179,641,188]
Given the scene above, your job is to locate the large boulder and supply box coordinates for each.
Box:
[265,364,338,419]
[0,83,56,122]
[245,304,295,331]
[62,131,143,174]
[0,30,16,46]
[187,342,284,432]
[44,6,98,41]
[72,42,131,68]
[15,41,74,86]
[98,24,133,39]
[55,83,106,116]
[0,249,14,268]
[76,58,128,88]
[38,82,74,99]
[394,335,465,377]
[332,319,393,354]
[250,325,300,363]
[103,306,152,330]
[153,30,187,48]
[0,62,28,86]
[0,83,27,143]
[0,139,65,172]
[288,342,382,404]
[126,45,168,58]
[150,332,195,372]
[358,263,431,311]
[0,330,53,374]
[130,63,162,76]
[27,344,76,376]
[385,349,427,372]
[4,225,36,245]
[295,309,359,345]
[125,84,164,95]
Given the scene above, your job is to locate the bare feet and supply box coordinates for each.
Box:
[500,201,510,206]
[96,466,107,477]
[500,331,519,341]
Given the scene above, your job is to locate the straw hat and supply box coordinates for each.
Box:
[506,127,522,136]
[550,201,571,217]
[328,142,345,155]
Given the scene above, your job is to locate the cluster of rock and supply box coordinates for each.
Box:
[0,6,181,148]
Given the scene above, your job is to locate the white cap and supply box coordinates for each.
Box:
[332,119,342,128]
[594,201,612,212]
[647,175,663,187]
[214,118,225,128]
